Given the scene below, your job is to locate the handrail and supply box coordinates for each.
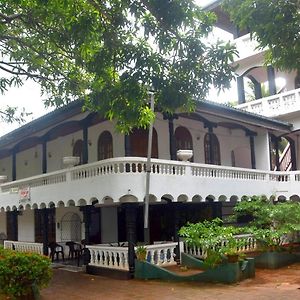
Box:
[236,88,300,117]
[2,157,300,194]
[4,240,43,255]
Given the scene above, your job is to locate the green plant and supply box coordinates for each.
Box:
[179,218,249,268]
[232,196,300,252]
[0,248,52,299]
[135,245,147,261]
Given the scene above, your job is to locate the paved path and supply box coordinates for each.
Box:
[41,263,300,300]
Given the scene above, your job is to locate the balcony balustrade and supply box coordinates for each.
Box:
[236,88,300,118]
[1,157,300,211]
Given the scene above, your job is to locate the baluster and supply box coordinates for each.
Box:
[162,249,167,265]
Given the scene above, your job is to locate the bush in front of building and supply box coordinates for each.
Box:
[0,247,52,299]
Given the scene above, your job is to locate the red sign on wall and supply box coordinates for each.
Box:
[19,187,30,203]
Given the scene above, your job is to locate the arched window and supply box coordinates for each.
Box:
[73,139,83,165]
[175,126,193,160]
[98,131,113,160]
[204,133,220,165]
[129,128,158,158]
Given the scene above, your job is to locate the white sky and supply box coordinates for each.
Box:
[0,0,235,137]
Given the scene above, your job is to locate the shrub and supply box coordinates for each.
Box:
[179,218,250,268]
[0,248,52,299]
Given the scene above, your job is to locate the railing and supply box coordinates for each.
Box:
[278,144,292,171]
[86,242,178,271]
[2,157,300,209]
[4,240,43,255]
[144,242,178,266]
[236,88,300,118]
[2,157,296,193]
[87,245,129,270]
[183,234,257,259]
[71,159,185,181]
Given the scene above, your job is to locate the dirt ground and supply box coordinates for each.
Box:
[41,263,300,300]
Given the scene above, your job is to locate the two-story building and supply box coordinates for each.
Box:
[0,0,300,275]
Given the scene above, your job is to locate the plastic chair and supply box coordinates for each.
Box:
[66,241,82,260]
[48,242,64,262]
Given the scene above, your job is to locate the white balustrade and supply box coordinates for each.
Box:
[85,242,178,270]
[142,242,178,267]
[236,88,300,118]
[1,157,300,211]
[4,240,43,255]
[86,245,129,270]
[183,234,257,259]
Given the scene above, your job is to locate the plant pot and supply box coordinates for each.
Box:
[226,254,239,263]
[136,253,147,261]
[0,175,7,183]
[176,150,193,162]
[62,156,80,168]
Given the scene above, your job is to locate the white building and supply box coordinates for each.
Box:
[0,0,299,275]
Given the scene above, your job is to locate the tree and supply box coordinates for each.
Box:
[224,0,300,73]
[1,0,236,131]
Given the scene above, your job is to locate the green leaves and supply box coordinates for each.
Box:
[224,0,300,72]
[0,248,52,298]
[1,0,236,131]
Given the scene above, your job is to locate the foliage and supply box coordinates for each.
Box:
[0,248,52,298]
[224,0,300,72]
[135,245,147,261]
[179,218,249,268]
[232,195,272,228]
[0,0,237,130]
[232,196,300,250]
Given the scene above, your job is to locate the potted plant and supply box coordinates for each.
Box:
[179,218,248,268]
[135,245,147,261]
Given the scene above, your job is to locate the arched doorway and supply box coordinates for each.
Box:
[60,212,81,242]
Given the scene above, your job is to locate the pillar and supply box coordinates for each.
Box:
[172,202,181,261]
[124,135,131,157]
[289,139,297,171]
[274,137,280,170]
[124,203,137,275]
[11,210,19,241]
[81,206,92,245]
[163,113,178,160]
[82,124,89,164]
[267,66,276,96]
[42,208,49,256]
[237,76,245,104]
[42,139,47,174]
[12,149,16,181]
[249,135,256,169]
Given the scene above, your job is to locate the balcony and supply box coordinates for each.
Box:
[1,157,300,211]
[236,88,300,118]
[233,33,262,62]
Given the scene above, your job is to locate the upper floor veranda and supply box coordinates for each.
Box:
[0,100,298,210]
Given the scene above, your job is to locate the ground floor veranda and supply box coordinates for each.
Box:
[1,200,229,274]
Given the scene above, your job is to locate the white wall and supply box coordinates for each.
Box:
[101,206,118,243]
[47,131,83,172]
[16,145,42,179]
[0,156,12,182]
[18,209,34,242]
[255,132,270,170]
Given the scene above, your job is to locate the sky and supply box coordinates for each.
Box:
[0,0,234,137]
